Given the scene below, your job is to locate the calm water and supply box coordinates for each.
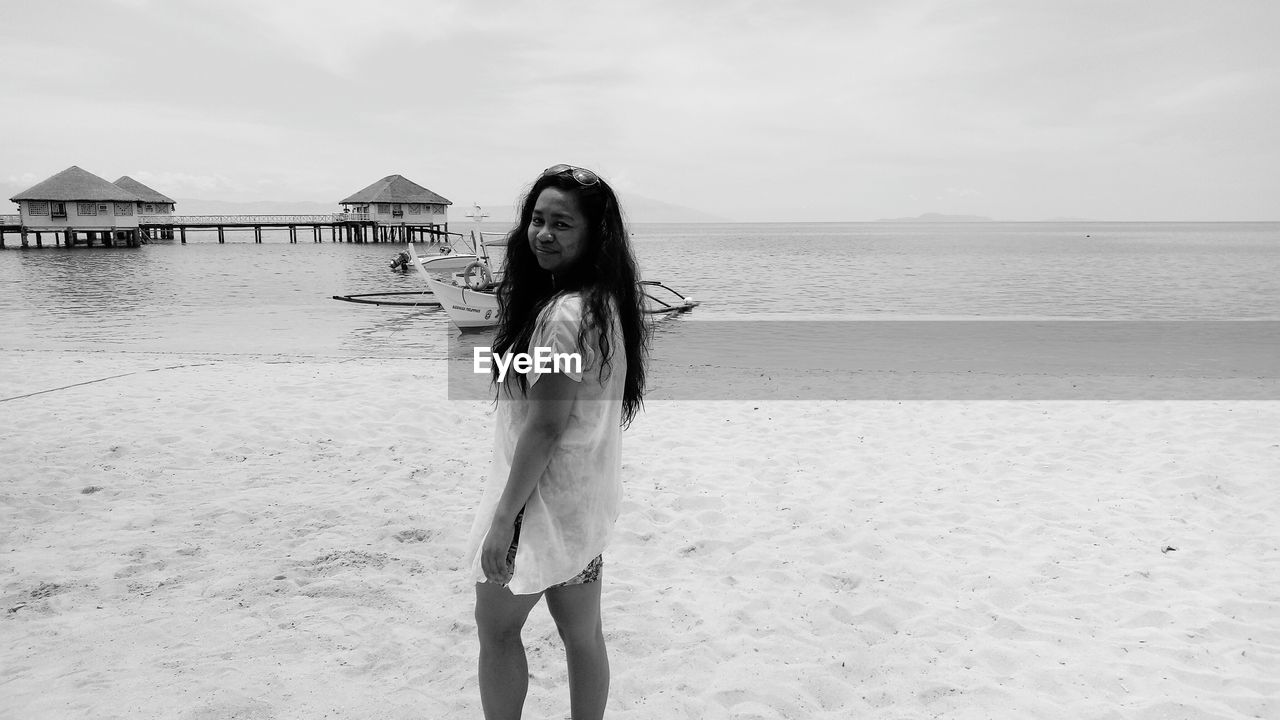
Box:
[2,222,1278,362]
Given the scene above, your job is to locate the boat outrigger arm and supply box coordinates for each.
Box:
[639,280,699,315]
[331,292,440,307]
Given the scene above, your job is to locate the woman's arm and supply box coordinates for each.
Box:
[480,371,580,584]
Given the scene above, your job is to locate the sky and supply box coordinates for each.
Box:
[1,0,1277,222]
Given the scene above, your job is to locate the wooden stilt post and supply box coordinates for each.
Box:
[180,226,187,244]
[218,226,225,244]
[21,229,29,248]
[35,231,43,248]
[254,226,262,243]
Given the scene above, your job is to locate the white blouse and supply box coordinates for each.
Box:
[464,293,626,594]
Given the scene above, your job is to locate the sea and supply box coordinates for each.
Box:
[2,221,1278,399]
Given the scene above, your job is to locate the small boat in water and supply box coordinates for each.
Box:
[416,228,699,330]
[405,236,479,277]
[424,273,698,330]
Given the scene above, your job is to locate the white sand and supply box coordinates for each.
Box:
[2,349,1277,719]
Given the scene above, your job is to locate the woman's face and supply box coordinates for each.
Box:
[528,187,589,277]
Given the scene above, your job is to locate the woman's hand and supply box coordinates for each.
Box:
[481,519,517,586]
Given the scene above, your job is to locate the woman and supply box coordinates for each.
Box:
[464,164,647,719]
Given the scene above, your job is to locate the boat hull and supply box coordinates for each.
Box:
[422,274,499,329]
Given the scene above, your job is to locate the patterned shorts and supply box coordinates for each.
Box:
[508,510,603,588]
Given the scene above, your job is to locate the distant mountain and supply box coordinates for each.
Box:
[623,194,727,223]
[173,198,340,215]
[878,212,994,222]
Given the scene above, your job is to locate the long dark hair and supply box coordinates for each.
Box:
[490,167,648,426]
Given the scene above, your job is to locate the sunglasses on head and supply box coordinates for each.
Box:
[543,164,600,186]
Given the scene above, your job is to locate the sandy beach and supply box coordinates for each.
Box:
[2,348,1278,719]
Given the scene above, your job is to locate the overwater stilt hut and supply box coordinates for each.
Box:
[7,166,145,248]
[115,176,177,240]
[340,174,452,243]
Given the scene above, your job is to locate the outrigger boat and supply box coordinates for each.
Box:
[416,230,699,330]
[404,233,479,276]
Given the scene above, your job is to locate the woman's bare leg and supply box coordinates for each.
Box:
[475,582,543,720]
[545,580,609,720]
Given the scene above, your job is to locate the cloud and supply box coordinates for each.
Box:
[1,0,1276,220]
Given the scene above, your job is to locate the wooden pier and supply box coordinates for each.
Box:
[0,213,451,248]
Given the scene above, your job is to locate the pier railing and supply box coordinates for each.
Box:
[1,214,19,225]
[139,213,373,225]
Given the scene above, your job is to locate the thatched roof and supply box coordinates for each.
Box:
[341,175,452,205]
[114,176,175,204]
[10,166,141,202]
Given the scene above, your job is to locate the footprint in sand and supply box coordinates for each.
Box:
[392,528,435,543]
